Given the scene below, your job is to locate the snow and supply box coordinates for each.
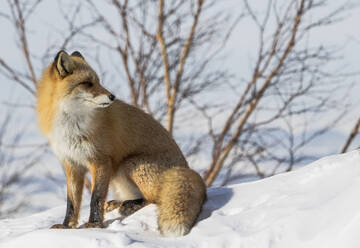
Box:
[1,150,360,248]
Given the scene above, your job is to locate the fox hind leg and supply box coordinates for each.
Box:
[105,200,122,212]
[105,199,146,216]
[119,198,147,217]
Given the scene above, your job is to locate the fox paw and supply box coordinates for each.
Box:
[50,224,75,229]
[80,222,106,229]
[105,200,122,213]
[119,199,146,217]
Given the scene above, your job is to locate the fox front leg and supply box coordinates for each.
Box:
[82,163,110,228]
[51,163,85,229]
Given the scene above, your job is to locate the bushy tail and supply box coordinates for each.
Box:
[156,167,206,237]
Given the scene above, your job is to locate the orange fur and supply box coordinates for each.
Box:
[36,50,206,236]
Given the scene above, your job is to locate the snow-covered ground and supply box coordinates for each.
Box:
[1,150,360,248]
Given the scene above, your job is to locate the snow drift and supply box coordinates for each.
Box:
[1,150,360,248]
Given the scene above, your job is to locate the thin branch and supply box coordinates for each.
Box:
[0,58,35,95]
[341,117,360,153]
[13,0,37,85]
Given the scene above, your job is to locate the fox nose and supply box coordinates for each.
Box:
[108,94,115,101]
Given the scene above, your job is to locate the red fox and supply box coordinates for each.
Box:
[36,50,206,237]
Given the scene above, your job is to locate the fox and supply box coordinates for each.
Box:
[36,50,206,237]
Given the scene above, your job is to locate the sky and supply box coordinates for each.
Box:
[0,0,360,217]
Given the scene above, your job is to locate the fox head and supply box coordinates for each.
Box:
[39,50,115,112]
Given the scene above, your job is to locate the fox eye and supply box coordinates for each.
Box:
[80,81,93,87]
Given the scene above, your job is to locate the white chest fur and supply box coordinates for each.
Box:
[49,102,96,167]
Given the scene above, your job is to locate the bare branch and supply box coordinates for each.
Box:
[0,58,35,95]
[12,0,37,86]
[341,117,360,153]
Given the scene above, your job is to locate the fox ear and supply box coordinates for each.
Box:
[71,51,84,59]
[54,50,74,77]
